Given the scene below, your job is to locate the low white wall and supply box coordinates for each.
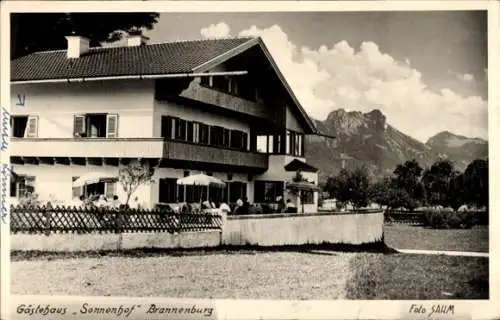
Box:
[222,211,384,246]
[11,211,384,251]
[11,231,221,252]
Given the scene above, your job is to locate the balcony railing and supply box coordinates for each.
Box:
[164,139,268,170]
[10,138,269,170]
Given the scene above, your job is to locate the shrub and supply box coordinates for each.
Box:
[423,210,483,229]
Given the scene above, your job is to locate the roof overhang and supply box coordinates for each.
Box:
[284,159,319,173]
[10,70,248,85]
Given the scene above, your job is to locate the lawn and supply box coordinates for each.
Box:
[11,250,356,299]
[345,253,489,300]
[11,248,488,300]
[384,224,489,252]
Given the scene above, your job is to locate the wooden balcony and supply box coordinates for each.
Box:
[163,140,268,171]
[10,138,269,171]
[179,81,270,119]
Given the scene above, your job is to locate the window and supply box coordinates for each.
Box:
[74,114,118,138]
[286,131,291,154]
[174,118,187,141]
[223,128,230,148]
[159,178,178,203]
[295,134,303,157]
[11,116,38,138]
[210,126,224,147]
[200,76,213,87]
[187,122,199,143]
[209,185,225,204]
[256,135,268,153]
[254,181,284,203]
[285,130,304,157]
[186,185,206,203]
[10,116,28,138]
[11,176,35,198]
[161,116,173,139]
[199,123,209,144]
[268,135,274,153]
[212,76,231,93]
[228,181,247,203]
[301,190,314,204]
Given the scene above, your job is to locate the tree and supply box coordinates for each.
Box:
[392,159,425,209]
[422,159,456,208]
[369,177,392,209]
[463,159,488,209]
[325,167,371,210]
[447,172,465,211]
[11,13,159,58]
[119,160,155,206]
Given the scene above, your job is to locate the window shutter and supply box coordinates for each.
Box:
[25,116,38,138]
[106,114,119,138]
[74,115,86,137]
[105,182,116,199]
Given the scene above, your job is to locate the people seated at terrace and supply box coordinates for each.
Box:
[94,195,107,208]
[202,200,212,209]
[242,197,250,214]
[219,202,231,214]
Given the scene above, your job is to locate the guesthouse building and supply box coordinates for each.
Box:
[10,35,322,212]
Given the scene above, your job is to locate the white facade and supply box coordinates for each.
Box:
[10,72,319,212]
[9,79,260,209]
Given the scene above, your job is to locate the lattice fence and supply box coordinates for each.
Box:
[385,212,426,225]
[10,205,223,234]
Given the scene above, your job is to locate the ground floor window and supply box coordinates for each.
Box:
[159,178,178,203]
[228,181,247,203]
[254,181,284,203]
[72,178,115,200]
[11,175,35,198]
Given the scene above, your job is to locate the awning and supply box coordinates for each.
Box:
[176,174,226,187]
[284,159,318,173]
[72,172,118,187]
[286,182,321,191]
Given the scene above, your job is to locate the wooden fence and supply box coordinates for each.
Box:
[10,205,222,234]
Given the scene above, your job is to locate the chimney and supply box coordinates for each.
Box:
[127,34,149,47]
[65,36,90,58]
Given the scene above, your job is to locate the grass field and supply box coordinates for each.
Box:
[384,224,489,252]
[11,248,488,300]
[11,250,356,299]
[346,253,489,300]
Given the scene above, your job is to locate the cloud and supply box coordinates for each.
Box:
[200,23,488,141]
[200,22,230,39]
[449,70,475,83]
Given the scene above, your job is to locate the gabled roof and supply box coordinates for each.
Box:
[11,37,254,81]
[284,159,319,173]
[11,36,317,133]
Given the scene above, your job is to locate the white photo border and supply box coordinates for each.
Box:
[1,1,498,319]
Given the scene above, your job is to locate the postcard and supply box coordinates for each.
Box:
[1,1,498,319]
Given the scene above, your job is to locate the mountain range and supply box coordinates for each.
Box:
[305,109,488,182]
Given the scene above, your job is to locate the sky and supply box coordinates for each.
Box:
[141,11,488,142]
